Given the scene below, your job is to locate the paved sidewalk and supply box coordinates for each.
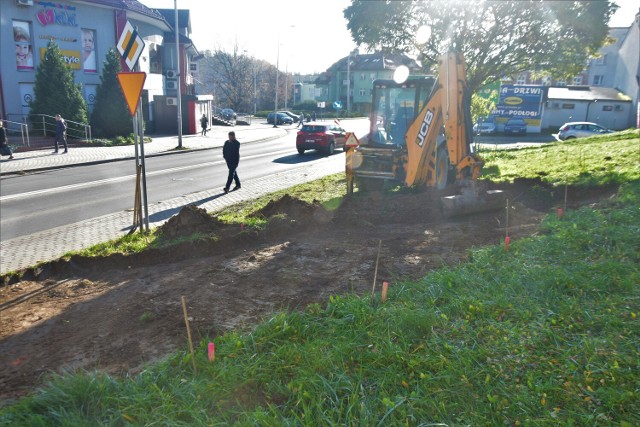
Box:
[0,122,359,274]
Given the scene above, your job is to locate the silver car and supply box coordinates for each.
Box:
[473,117,496,134]
[558,122,613,140]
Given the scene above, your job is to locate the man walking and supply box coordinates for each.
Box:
[222,131,241,193]
[200,113,208,136]
[54,114,68,153]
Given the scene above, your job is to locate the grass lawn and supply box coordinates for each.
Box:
[1,131,638,425]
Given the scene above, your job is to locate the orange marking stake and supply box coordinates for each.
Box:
[381,281,389,303]
[505,236,511,252]
[558,207,563,220]
[208,342,215,363]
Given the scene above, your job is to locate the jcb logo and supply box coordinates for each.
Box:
[417,110,434,147]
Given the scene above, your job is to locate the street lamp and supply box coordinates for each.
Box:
[273,25,295,128]
[174,0,183,148]
[347,49,358,113]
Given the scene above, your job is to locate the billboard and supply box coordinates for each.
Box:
[492,85,545,131]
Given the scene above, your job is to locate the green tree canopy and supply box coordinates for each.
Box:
[344,0,617,93]
[90,48,133,138]
[29,41,88,126]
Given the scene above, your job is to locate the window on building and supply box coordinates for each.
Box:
[360,73,366,81]
[573,75,583,85]
[13,20,34,71]
[594,54,607,65]
[556,79,567,86]
[593,75,604,86]
[359,88,366,96]
[81,29,97,72]
[516,74,526,85]
[561,103,575,109]
[370,73,376,82]
[541,76,552,86]
[602,105,613,111]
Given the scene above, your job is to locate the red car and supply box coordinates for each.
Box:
[296,123,347,155]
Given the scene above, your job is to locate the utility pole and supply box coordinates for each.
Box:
[174,0,183,148]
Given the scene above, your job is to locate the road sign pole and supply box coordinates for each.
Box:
[137,104,150,231]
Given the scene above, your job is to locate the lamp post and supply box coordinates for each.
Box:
[346,49,357,113]
[273,40,280,127]
[273,25,295,128]
[174,0,183,148]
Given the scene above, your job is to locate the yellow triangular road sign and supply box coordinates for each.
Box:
[117,72,146,116]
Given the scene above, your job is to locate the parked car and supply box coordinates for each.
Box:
[296,123,347,155]
[503,118,527,135]
[278,110,301,123]
[473,117,497,135]
[558,122,613,140]
[267,112,293,125]
[220,108,237,121]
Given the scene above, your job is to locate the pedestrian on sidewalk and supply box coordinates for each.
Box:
[54,114,68,153]
[222,131,241,194]
[200,113,208,136]
[0,122,15,160]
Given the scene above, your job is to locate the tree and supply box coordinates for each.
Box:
[198,47,280,113]
[90,48,133,138]
[344,0,617,94]
[29,41,88,128]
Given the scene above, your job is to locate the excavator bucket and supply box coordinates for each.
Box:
[441,187,506,218]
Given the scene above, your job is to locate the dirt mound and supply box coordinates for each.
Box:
[0,182,620,403]
[159,204,225,239]
[253,194,333,226]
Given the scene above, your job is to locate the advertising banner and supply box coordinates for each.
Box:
[492,85,545,130]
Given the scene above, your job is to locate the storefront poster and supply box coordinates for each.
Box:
[14,21,34,70]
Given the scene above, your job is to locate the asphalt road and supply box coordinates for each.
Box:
[0,131,348,241]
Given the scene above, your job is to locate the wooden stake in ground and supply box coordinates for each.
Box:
[505,198,511,251]
[181,296,197,373]
[371,240,382,304]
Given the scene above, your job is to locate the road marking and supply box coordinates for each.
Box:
[0,148,296,202]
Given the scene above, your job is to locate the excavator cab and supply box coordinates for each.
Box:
[368,77,435,148]
[350,76,445,190]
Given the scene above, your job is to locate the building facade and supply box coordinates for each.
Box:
[315,52,421,115]
[1,0,206,135]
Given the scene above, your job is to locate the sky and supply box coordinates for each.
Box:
[140,0,639,75]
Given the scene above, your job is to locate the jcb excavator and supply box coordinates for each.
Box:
[345,52,504,216]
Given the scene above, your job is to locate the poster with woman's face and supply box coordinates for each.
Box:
[82,29,96,72]
[13,21,34,70]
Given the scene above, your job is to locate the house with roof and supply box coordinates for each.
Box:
[314,52,421,114]
[542,86,632,130]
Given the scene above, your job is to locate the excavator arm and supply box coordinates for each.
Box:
[404,52,483,186]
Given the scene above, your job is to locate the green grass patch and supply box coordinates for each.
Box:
[2,189,638,425]
[217,173,347,226]
[480,129,640,186]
